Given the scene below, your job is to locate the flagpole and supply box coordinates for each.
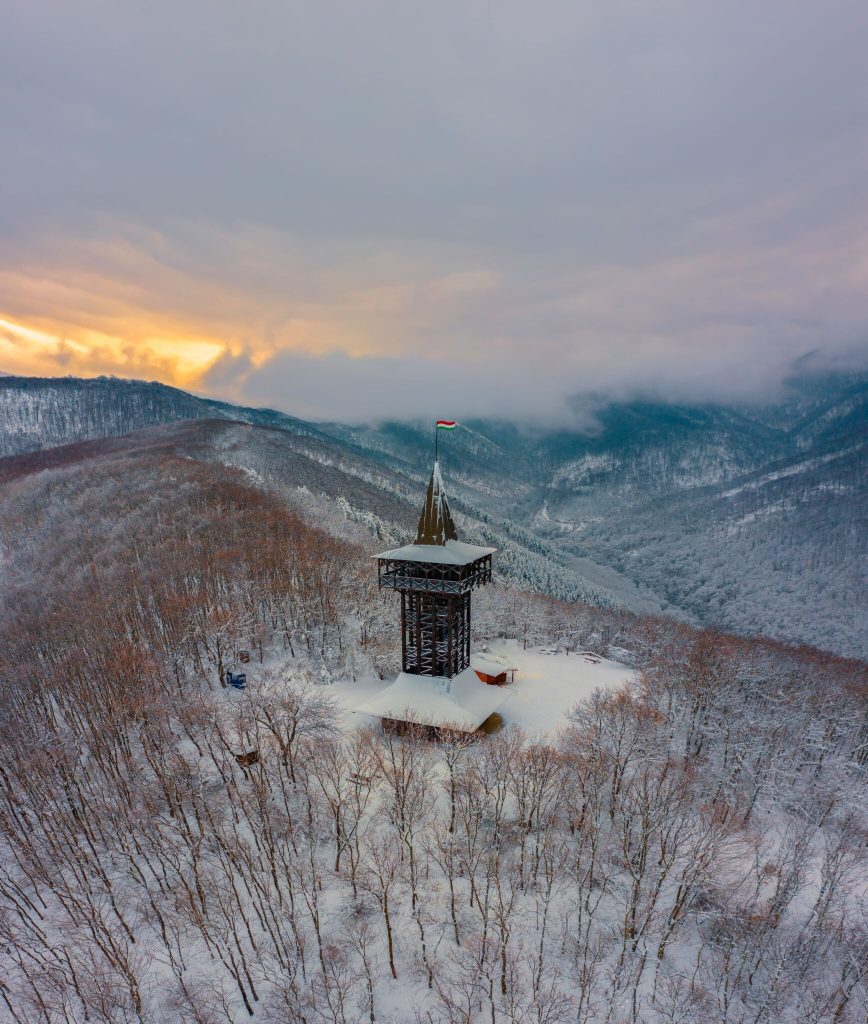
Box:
[435,420,439,463]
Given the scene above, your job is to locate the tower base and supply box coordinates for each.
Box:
[353,666,508,733]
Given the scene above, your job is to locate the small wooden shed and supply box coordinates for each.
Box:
[472,656,512,686]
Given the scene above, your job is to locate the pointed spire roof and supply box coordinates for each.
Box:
[415,460,458,545]
[375,459,495,564]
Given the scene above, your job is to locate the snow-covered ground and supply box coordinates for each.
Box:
[331,639,638,738]
[485,639,638,734]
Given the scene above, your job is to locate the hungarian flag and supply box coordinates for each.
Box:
[436,420,457,430]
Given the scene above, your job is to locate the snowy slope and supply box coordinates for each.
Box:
[1,370,865,655]
[0,418,624,611]
[0,374,328,458]
[575,432,867,658]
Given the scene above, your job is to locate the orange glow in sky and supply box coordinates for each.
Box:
[0,313,227,388]
[0,222,504,407]
[2,3,867,420]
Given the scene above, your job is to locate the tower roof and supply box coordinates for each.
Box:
[375,459,495,566]
[415,460,458,545]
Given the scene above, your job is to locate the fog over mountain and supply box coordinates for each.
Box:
[198,341,868,425]
[4,3,868,418]
[2,370,865,658]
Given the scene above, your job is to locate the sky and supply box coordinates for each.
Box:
[2,1,868,422]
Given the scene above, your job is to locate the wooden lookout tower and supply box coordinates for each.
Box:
[379,460,493,677]
[355,460,507,732]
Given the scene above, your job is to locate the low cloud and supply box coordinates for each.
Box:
[2,1,868,419]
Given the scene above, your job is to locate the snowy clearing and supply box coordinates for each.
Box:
[484,639,638,735]
[332,639,638,738]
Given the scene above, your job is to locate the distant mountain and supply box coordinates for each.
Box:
[0,374,326,459]
[325,376,867,519]
[575,435,866,659]
[1,370,865,657]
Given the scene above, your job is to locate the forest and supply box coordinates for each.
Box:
[0,446,865,1023]
[3,372,866,657]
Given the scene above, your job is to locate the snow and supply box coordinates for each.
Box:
[470,654,510,677]
[351,665,508,731]
[718,444,864,498]
[485,639,638,736]
[376,538,496,564]
[334,641,638,738]
[550,452,617,487]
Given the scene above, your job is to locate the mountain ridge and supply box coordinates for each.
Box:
[1,371,865,657]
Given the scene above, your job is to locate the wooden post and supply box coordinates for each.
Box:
[401,591,407,672]
[447,596,453,677]
[415,593,422,674]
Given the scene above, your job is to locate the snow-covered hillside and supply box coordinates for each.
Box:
[1,393,865,1023]
[0,374,324,458]
[1,370,865,656]
[574,436,867,658]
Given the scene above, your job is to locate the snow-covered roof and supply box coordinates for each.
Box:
[376,538,496,565]
[471,656,510,678]
[415,460,458,546]
[353,666,508,732]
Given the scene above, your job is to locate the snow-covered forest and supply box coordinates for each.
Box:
[1,371,865,657]
[572,440,867,658]
[1,443,865,1023]
[0,376,318,460]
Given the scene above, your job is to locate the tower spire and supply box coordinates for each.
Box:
[415,460,458,545]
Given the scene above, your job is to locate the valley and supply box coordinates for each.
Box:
[2,370,865,656]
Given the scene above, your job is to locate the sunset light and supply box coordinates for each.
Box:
[0,312,226,385]
[2,4,866,1022]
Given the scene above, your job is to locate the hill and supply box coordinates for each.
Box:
[0,418,624,612]
[0,374,327,459]
[0,419,864,1024]
[1,370,865,656]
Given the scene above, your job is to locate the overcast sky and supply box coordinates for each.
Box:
[2,1,867,421]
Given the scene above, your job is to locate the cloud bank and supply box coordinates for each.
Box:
[2,1,868,420]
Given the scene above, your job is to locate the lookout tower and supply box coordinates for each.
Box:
[379,460,493,677]
[355,460,507,732]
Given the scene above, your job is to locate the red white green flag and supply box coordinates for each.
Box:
[436,420,457,430]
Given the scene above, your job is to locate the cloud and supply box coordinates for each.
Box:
[2,1,868,419]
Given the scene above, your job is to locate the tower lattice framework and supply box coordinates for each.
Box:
[376,459,493,680]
